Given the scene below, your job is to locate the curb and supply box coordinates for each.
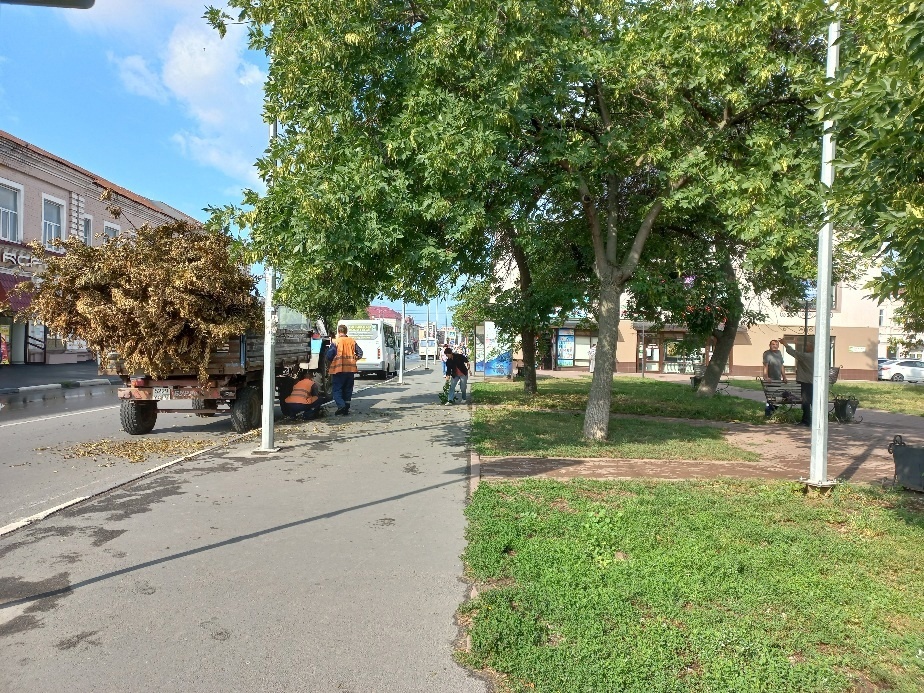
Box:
[469,450,481,498]
[0,378,118,396]
[0,429,259,538]
[0,366,427,536]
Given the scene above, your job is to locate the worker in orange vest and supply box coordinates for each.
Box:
[326,324,363,416]
[283,371,323,420]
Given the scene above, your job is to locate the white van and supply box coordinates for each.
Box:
[337,319,397,378]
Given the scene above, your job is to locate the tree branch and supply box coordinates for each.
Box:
[617,175,689,283]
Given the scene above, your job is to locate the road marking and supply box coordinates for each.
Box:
[0,405,119,428]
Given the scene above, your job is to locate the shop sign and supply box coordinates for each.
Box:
[1,244,42,269]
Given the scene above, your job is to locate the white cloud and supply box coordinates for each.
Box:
[172,131,263,188]
[70,2,268,191]
[62,0,193,47]
[107,53,168,103]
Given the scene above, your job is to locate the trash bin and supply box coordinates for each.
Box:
[888,435,924,492]
[833,396,859,423]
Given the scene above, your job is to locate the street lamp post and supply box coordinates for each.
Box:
[259,120,279,453]
[399,301,405,385]
[807,10,840,487]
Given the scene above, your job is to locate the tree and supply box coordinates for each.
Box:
[823,2,924,334]
[209,0,830,439]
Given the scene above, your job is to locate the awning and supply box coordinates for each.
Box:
[0,273,31,313]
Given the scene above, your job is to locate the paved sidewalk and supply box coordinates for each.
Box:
[0,362,118,395]
[0,367,486,692]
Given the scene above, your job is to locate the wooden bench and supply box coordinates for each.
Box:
[690,365,730,394]
[758,367,841,412]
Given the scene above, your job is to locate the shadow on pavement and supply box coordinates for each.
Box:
[0,477,465,610]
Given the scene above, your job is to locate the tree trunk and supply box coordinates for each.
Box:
[696,255,743,396]
[508,229,539,394]
[520,329,538,394]
[696,309,740,396]
[583,278,622,441]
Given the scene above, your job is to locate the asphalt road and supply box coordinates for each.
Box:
[0,385,242,530]
[0,366,485,692]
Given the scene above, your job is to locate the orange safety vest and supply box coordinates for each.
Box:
[285,378,319,405]
[328,336,360,374]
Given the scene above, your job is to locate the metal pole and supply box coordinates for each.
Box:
[259,120,279,452]
[808,13,840,486]
[399,301,405,384]
[425,304,431,370]
[641,326,646,378]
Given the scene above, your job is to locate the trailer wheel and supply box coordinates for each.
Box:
[192,398,217,418]
[230,386,261,433]
[120,400,158,435]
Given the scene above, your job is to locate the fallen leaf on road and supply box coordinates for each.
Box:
[37,438,214,465]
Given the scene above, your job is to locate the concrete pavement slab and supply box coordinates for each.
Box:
[0,367,486,693]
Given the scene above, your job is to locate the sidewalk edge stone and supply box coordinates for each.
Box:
[0,430,258,538]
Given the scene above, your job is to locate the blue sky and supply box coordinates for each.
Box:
[0,0,267,222]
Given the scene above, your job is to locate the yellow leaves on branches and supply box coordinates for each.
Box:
[14,221,261,379]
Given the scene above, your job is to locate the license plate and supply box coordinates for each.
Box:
[152,387,171,400]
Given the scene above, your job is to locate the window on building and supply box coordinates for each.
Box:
[104,223,119,241]
[79,215,92,245]
[879,309,885,327]
[42,196,65,249]
[0,180,23,242]
[781,335,835,374]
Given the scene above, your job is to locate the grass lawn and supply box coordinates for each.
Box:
[459,479,924,693]
[730,378,924,417]
[472,408,757,461]
[473,377,765,424]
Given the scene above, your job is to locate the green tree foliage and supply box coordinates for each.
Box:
[824,2,924,335]
[209,0,830,438]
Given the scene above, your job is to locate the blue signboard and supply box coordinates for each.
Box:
[482,350,513,377]
[557,329,575,367]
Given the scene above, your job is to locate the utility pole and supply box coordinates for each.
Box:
[807,8,840,488]
[259,120,279,453]
[425,304,431,370]
[398,301,405,385]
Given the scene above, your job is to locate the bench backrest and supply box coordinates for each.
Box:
[758,378,803,404]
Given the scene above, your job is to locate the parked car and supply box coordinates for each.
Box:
[878,359,924,382]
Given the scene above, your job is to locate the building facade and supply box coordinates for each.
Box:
[544,282,881,381]
[0,129,198,366]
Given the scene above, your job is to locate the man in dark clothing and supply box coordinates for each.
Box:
[781,336,815,426]
[444,348,470,405]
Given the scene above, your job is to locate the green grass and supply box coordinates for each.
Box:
[473,377,765,424]
[472,408,757,461]
[730,378,924,417]
[459,479,924,693]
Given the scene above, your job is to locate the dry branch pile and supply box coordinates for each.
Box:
[14,221,261,379]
